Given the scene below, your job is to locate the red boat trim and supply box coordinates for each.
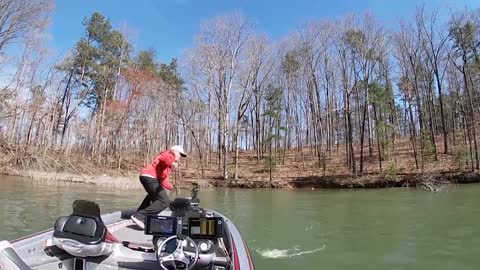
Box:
[232,237,241,270]
[242,237,255,270]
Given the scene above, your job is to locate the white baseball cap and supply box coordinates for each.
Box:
[170,145,187,157]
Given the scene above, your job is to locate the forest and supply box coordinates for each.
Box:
[1,0,480,186]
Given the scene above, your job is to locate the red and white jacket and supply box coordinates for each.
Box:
[140,150,176,190]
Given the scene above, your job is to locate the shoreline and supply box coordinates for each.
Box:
[4,170,214,190]
[15,170,143,190]
[287,172,480,190]
[2,169,480,191]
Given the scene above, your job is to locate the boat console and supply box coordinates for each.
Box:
[46,187,234,270]
[147,188,231,270]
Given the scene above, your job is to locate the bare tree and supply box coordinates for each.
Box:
[232,34,272,180]
[417,7,450,154]
[0,0,53,65]
[192,13,251,180]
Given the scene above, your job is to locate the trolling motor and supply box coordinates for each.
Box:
[168,184,201,217]
[190,185,200,205]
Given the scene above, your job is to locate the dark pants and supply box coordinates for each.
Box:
[134,176,170,222]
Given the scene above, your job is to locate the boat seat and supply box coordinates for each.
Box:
[72,200,101,218]
[52,203,115,258]
[54,214,106,245]
[169,198,192,212]
[52,214,115,257]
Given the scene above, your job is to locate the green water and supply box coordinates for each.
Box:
[1,176,480,269]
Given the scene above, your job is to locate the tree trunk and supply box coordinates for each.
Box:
[462,65,479,170]
[434,69,448,154]
[359,91,368,174]
[408,101,419,170]
[427,82,438,161]
[190,130,205,178]
[233,122,240,181]
[373,103,382,173]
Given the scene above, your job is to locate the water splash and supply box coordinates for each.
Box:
[304,222,321,231]
[256,245,326,259]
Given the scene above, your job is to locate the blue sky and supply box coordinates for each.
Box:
[50,0,479,62]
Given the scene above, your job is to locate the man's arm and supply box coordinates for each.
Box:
[162,180,173,190]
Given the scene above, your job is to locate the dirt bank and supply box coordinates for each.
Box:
[3,138,479,190]
[4,170,480,191]
[287,172,480,190]
[209,178,288,188]
[6,170,213,190]
[15,170,141,189]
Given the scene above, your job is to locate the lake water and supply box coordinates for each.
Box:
[1,176,480,269]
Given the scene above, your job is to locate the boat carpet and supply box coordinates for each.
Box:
[108,220,154,248]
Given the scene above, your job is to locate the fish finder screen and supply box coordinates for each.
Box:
[147,217,175,236]
[189,218,218,238]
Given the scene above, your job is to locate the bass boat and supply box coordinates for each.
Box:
[0,187,255,270]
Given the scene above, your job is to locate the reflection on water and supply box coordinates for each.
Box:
[0,176,144,239]
[1,176,480,270]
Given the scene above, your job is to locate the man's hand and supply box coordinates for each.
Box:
[172,161,179,169]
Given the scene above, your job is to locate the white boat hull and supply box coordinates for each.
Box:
[0,208,255,270]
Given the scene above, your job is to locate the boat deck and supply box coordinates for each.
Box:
[108,220,154,248]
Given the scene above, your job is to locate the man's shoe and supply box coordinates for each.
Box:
[130,214,145,230]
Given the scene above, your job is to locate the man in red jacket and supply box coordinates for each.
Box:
[131,145,187,229]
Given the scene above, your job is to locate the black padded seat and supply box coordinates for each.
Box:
[51,200,114,257]
[53,214,106,245]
